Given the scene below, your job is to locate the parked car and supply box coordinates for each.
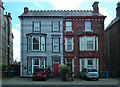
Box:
[80,68,99,80]
[33,68,48,81]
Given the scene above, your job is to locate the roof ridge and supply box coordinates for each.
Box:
[29,10,92,12]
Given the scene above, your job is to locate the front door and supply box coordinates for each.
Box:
[53,59,59,77]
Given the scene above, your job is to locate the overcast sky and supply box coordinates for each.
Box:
[2,0,119,62]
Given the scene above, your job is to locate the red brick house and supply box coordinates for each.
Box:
[63,2,106,77]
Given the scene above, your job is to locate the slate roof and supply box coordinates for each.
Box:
[106,16,120,30]
[19,10,105,17]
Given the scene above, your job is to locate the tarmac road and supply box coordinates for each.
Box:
[1,76,120,87]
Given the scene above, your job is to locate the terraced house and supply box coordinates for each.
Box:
[19,1,106,77]
[0,0,14,66]
[19,7,63,77]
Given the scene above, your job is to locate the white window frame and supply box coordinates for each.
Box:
[53,38,59,52]
[85,21,91,31]
[53,21,59,31]
[32,36,40,51]
[65,38,74,52]
[32,58,45,73]
[28,37,31,51]
[80,58,99,72]
[66,21,72,31]
[79,36,98,51]
[41,37,45,51]
[34,21,40,31]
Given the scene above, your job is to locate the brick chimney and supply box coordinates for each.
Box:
[24,7,29,13]
[92,1,99,13]
[116,1,120,17]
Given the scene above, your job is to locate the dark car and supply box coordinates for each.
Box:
[33,68,48,81]
[80,68,99,81]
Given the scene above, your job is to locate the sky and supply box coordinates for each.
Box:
[2,0,120,62]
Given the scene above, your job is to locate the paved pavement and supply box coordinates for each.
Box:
[1,76,120,87]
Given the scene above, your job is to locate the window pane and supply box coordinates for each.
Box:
[40,58,45,68]
[81,37,85,50]
[33,59,39,65]
[28,37,31,51]
[86,37,94,50]
[66,22,72,31]
[67,45,72,50]
[88,60,93,65]
[33,37,39,43]
[53,38,59,52]
[53,21,59,31]
[33,37,39,50]
[85,21,91,31]
[33,44,39,50]
[34,22,40,31]
[41,37,45,51]
[66,38,72,51]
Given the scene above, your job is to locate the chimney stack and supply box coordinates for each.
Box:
[24,7,29,13]
[92,1,99,13]
[116,1,120,17]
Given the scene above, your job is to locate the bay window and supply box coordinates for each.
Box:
[80,58,99,71]
[80,36,98,51]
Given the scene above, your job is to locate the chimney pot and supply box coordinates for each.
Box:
[24,7,29,13]
[116,1,120,17]
[92,1,99,13]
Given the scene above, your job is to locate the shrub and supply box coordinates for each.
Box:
[59,65,71,81]
[0,63,7,71]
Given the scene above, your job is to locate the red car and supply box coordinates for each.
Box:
[33,68,48,81]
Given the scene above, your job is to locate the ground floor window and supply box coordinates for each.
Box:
[32,58,45,73]
[80,58,99,71]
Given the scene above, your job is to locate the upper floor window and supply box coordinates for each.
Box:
[33,21,40,31]
[32,36,40,51]
[27,36,46,51]
[28,37,31,51]
[85,21,91,31]
[66,21,72,31]
[41,37,45,51]
[65,38,73,51]
[80,36,98,51]
[53,38,60,52]
[52,21,60,31]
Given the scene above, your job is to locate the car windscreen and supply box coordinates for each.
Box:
[35,69,44,72]
[88,69,97,72]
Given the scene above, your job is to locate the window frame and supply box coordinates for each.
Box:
[80,36,98,51]
[52,38,60,52]
[33,21,41,32]
[65,21,72,32]
[32,36,40,51]
[65,37,74,52]
[85,21,91,31]
[52,21,60,32]
[41,37,45,52]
